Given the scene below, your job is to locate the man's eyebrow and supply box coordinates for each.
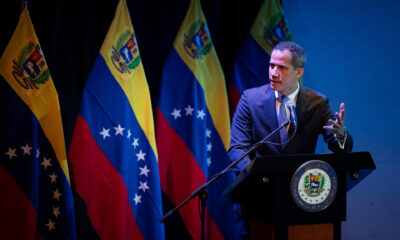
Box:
[269,62,286,68]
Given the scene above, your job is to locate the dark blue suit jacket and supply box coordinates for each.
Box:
[228,84,353,172]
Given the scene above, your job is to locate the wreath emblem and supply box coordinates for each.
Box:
[183,20,212,59]
[291,160,338,212]
[111,30,141,74]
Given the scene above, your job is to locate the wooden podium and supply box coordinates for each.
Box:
[222,152,375,240]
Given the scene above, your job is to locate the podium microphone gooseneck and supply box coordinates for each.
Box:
[160,112,297,240]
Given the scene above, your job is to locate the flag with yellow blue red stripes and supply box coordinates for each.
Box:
[156,0,238,239]
[0,8,76,239]
[68,0,164,239]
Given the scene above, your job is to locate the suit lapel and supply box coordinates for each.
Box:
[263,84,279,132]
[295,85,309,127]
[262,85,282,153]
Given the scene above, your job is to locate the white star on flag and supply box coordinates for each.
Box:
[132,138,139,148]
[139,165,151,177]
[49,172,57,183]
[136,150,146,161]
[53,189,62,201]
[36,148,40,158]
[5,147,17,160]
[127,129,132,139]
[100,128,110,140]
[41,157,52,169]
[138,181,150,192]
[52,206,61,218]
[171,108,181,119]
[133,194,142,205]
[114,124,125,136]
[207,157,212,166]
[207,142,213,152]
[21,143,32,155]
[206,129,211,138]
[197,109,206,120]
[184,105,194,116]
[45,219,56,231]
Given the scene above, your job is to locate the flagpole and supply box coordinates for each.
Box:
[21,0,28,11]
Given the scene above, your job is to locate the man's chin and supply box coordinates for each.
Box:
[270,82,279,91]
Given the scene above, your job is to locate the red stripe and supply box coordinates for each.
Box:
[228,84,242,120]
[156,109,223,240]
[0,165,41,240]
[68,115,144,240]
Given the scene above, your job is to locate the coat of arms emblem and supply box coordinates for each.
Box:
[183,20,212,59]
[291,160,338,212]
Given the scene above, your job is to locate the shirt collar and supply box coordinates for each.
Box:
[274,82,300,101]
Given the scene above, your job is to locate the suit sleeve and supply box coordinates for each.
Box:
[228,93,253,173]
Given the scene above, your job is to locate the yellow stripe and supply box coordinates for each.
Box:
[173,0,230,150]
[0,9,70,181]
[250,0,292,54]
[99,0,158,158]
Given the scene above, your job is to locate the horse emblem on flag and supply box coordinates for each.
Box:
[183,20,212,59]
[263,13,291,50]
[12,42,50,90]
[111,30,141,74]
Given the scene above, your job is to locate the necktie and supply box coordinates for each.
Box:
[277,95,288,143]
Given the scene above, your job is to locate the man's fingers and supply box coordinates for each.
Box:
[331,119,341,129]
[323,125,334,130]
[324,119,340,130]
[335,112,342,125]
[340,103,345,120]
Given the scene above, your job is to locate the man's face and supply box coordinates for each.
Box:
[269,49,304,95]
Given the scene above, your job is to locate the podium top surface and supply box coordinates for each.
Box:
[221,152,375,203]
[245,151,375,175]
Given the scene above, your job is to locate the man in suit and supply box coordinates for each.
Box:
[228,41,353,173]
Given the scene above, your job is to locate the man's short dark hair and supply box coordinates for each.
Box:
[273,41,306,69]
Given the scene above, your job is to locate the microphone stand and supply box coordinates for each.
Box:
[160,120,291,240]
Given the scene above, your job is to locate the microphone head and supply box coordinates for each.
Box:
[285,100,297,126]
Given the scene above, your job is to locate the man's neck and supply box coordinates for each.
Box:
[275,82,300,99]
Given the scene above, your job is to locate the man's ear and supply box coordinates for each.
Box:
[296,67,304,79]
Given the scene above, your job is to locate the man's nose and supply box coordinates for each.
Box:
[270,66,279,76]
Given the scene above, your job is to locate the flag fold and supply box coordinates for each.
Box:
[68,0,165,239]
[156,0,238,239]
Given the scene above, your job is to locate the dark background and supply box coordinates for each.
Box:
[0,0,264,150]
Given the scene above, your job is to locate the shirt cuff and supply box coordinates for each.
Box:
[336,132,347,150]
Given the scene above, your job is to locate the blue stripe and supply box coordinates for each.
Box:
[0,76,76,239]
[159,49,238,240]
[79,55,164,240]
[232,34,270,94]
[159,49,213,174]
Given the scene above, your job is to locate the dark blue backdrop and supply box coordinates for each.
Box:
[283,0,400,238]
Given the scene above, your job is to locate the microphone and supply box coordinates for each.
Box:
[286,100,297,127]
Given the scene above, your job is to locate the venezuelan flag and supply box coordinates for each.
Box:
[68,0,164,239]
[229,0,292,117]
[156,0,238,239]
[0,8,76,239]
